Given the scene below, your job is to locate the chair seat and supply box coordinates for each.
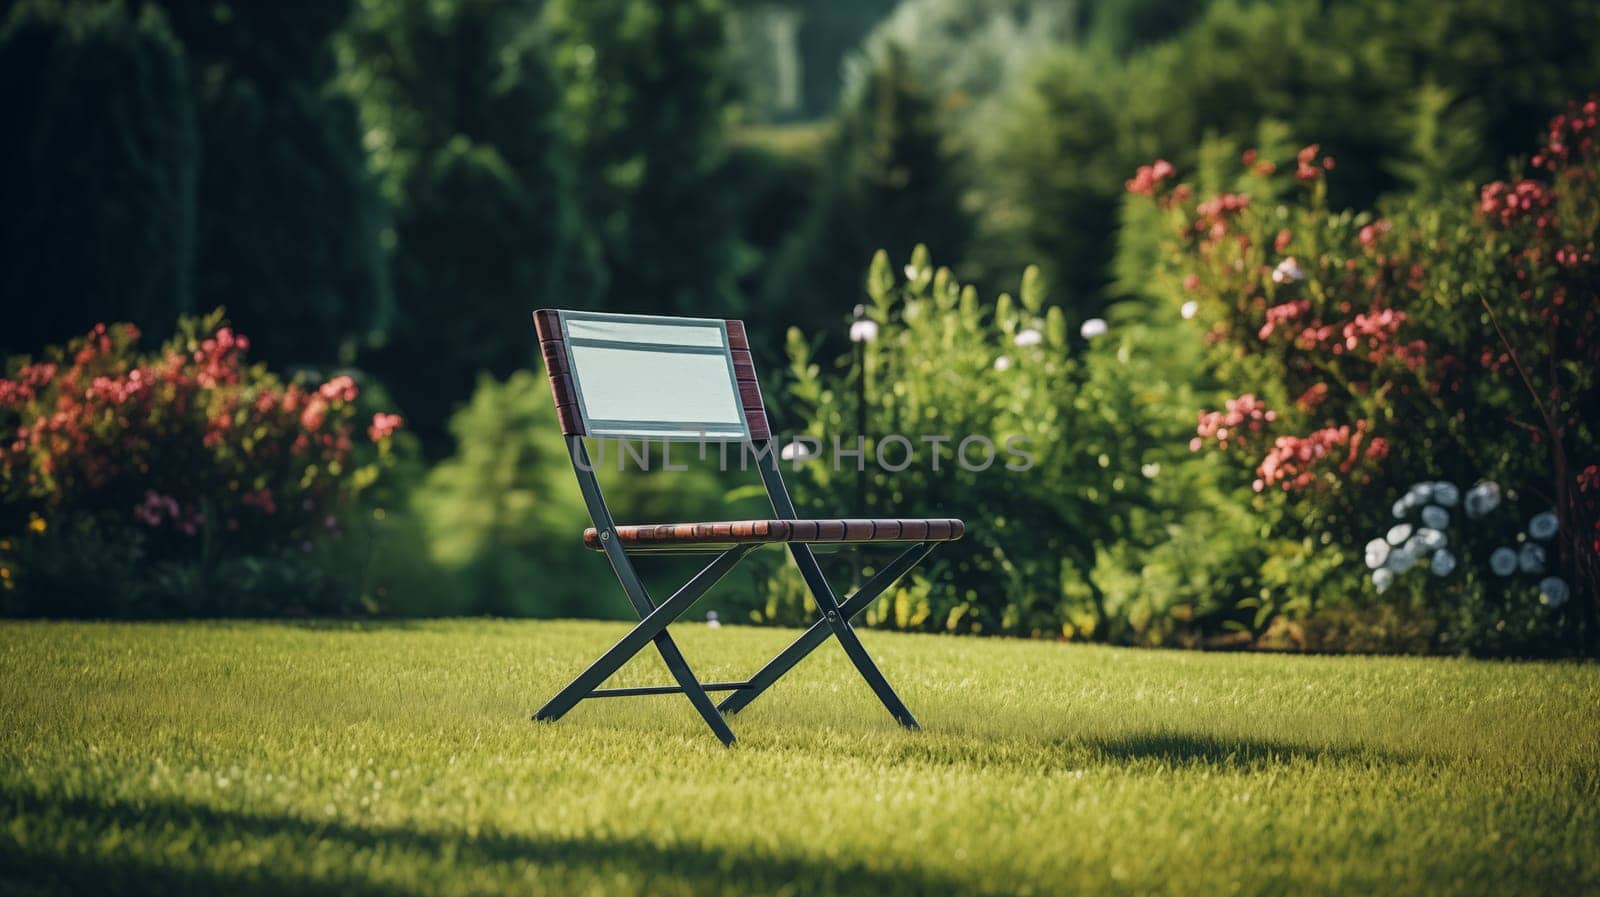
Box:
[584,518,964,551]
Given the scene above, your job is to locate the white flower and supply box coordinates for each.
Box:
[1414,527,1447,551]
[779,439,818,462]
[1364,538,1391,569]
[1431,482,1460,507]
[1141,462,1162,478]
[1518,542,1546,574]
[1372,568,1394,594]
[1464,481,1502,518]
[1391,498,1410,519]
[1430,549,1457,577]
[993,355,1012,372]
[1407,482,1435,505]
[1013,328,1043,347]
[1080,318,1109,339]
[1421,505,1450,530]
[1528,511,1559,541]
[706,610,722,629]
[1180,300,1199,320]
[1385,547,1417,573]
[1271,257,1306,284]
[1538,577,1570,609]
[849,318,879,343]
[1386,523,1413,546]
[1489,547,1518,576]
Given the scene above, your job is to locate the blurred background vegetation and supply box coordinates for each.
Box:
[1,0,1596,657]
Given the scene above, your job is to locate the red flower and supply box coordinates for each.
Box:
[241,488,277,516]
[1580,465,1600,493]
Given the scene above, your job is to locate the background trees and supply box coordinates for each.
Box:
[545,0,742,318]
[759,44,972,351]
[0,2,196,355]
[151,0,391,366]
[343,0,595,454]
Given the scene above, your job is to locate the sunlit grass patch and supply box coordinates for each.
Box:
[1,620,1596,896]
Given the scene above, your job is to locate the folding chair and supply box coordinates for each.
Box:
[529,309,963,745]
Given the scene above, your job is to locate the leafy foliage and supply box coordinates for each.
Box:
[761,45,973,353]
[406,371,770,619]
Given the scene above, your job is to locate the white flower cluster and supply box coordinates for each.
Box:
[1365,479,1569,609]
[1367,481,1459,593]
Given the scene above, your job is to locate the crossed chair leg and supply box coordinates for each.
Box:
[533,541,938,746]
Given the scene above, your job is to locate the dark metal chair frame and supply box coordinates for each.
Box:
[529,309,962,746]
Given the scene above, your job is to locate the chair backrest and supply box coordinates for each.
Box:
[532,309,770,441]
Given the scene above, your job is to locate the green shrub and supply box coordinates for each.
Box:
[405,371,772,619]
[777,246,1261,641]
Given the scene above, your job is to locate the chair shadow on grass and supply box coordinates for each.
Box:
[0,785,996,897]
[850,725,1414,777]
[1075,731,1404,769]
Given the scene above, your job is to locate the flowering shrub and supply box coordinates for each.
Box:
[0,311,405,615]
[1130,97,1600,656]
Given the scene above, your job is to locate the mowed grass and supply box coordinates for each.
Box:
[1,620,1597,897]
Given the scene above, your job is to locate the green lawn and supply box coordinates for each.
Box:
[1,620,1596,897]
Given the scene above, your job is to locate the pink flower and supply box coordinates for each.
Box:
[1126,159,1176,196]
[1258,299,1310,339]
[1194,394,1276,450]
[368,412,403,443]
[318,375,359,403]
[1253,420,1385,492]
[300,397,328,431]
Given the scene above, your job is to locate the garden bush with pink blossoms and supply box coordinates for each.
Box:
[0,311,410,615]
[1130,97,1600,656]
